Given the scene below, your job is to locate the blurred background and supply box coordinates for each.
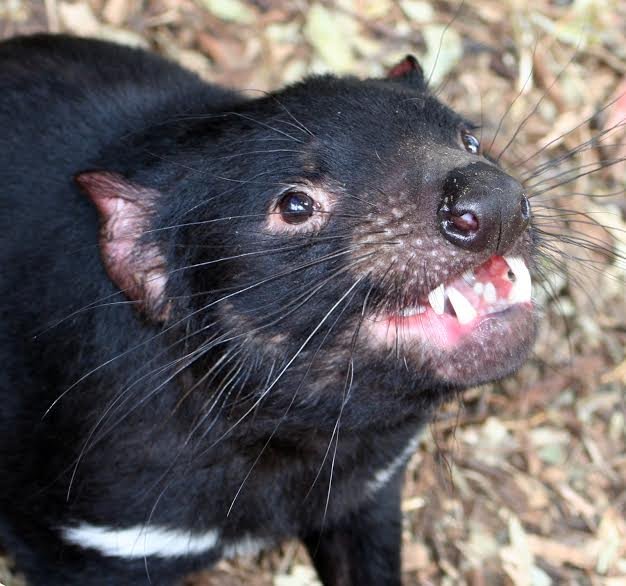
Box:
[1,1,625,584]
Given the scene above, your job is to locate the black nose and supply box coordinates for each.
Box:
[438,162,530,254]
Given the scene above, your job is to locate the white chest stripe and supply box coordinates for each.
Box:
[222,534,268,559]
[366,430,423,495]
[61,523,220,559]
[60,433,423,560]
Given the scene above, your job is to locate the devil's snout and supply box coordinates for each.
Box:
[438,162,530,254]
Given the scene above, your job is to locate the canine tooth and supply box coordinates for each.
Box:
[447,286,477,325]
[473,282,484,295]
[427,284,446,315]
[504,256,532,302]
[483,282,497,304]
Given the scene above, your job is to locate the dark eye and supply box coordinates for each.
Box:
[278,191,314,224]
[461,130,480,154]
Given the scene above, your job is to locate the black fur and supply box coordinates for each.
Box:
[0,35,536,585]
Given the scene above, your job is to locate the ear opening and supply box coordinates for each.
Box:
[75,171,171,322]
[387,55,427,90]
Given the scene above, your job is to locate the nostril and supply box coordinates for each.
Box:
[438,205,484,251]
[450,211,479,233]
[520,195,531,222]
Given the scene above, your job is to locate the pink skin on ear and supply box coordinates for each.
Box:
[75,171,170,321]
[387,55,424,80]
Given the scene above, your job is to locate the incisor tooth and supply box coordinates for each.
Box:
[462,270,475,284]
[447,286,477,325]
[427,283,446,315]
[483,282,497,304]
[504,256,532,303]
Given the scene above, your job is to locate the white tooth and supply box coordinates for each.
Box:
[462,270,476,284]
[447,286,477,325]
[473,282,484,295]
[427,284,446,315]
[504,256,532,303]
[400,305,427,317]
[483,282,497,304]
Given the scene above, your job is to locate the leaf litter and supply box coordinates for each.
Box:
[0,1,624,585]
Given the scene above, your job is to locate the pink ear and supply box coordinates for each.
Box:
[75,171,170,321]
[387,55,425,86]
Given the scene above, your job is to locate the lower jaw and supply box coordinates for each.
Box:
[365,303,537,387]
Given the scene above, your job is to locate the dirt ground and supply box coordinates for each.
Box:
[1,1,625,585]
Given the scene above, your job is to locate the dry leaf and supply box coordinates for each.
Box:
[201,0,256,25]
[402,540,430,572]
[304,3,358,73]
[421,24,462,85]
[273,565,321,586]
[58,1,100,35]
[400,0,434,24]
[527,535,598,570]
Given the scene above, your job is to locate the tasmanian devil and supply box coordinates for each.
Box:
[0,34,537,585]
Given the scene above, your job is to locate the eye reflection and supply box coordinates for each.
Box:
[278,191,314,224]
[461,130,480,155]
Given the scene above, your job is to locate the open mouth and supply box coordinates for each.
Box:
[369,255,533,350]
